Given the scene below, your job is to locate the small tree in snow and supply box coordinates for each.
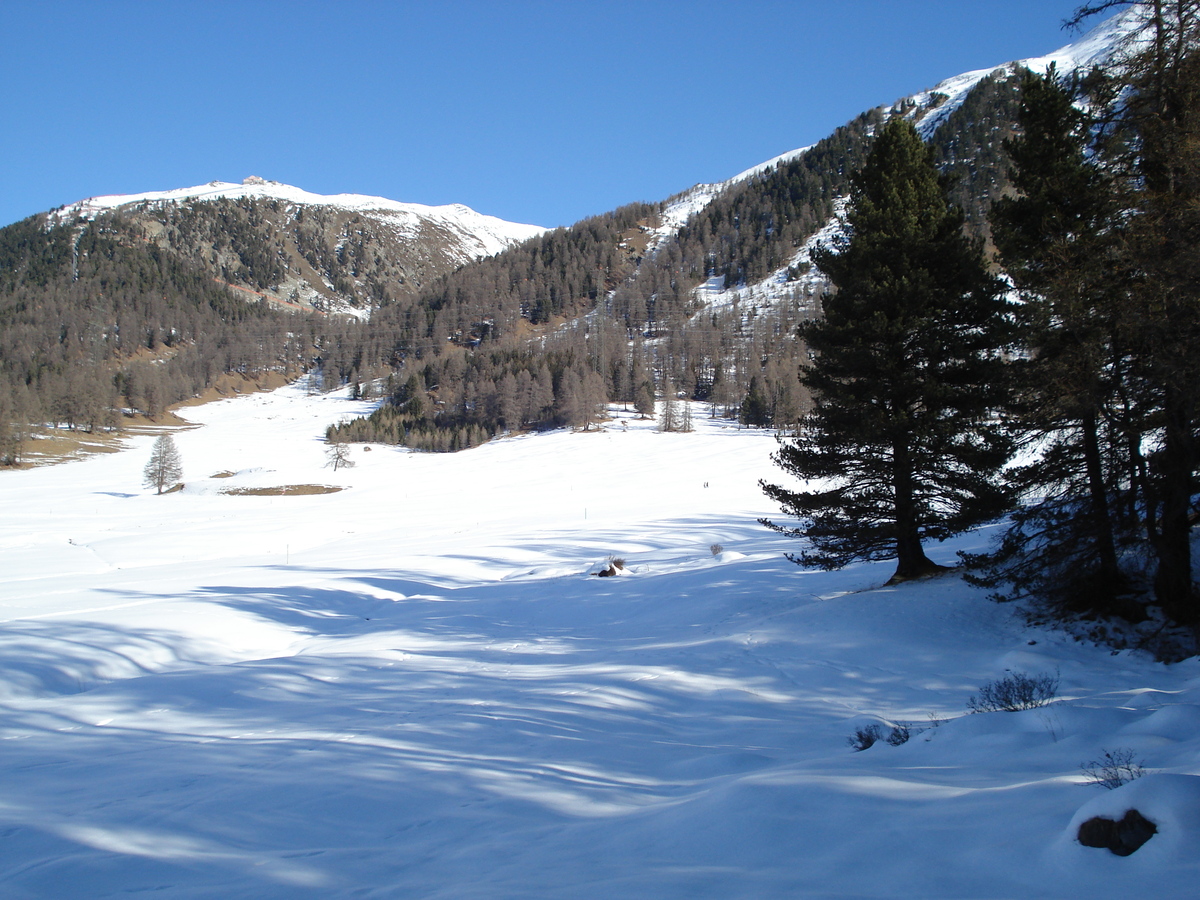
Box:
[143,434,182,494]
[326,439,355,471]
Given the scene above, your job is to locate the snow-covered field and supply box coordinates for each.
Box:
[1,380,1197,899]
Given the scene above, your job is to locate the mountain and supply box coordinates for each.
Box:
[51,177,547,317]
[657,9,1138,323]
[0,9,1139,461]
[322,11,1143,451]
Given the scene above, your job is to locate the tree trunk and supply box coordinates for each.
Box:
[890,438,942,583]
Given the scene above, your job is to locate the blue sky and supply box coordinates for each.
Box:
[2,1,1100,229]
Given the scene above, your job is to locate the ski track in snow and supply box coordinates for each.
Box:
[0,378,1197,898]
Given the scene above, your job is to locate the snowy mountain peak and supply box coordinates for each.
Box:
[662,9,1144,336]
[54,179,547,257]
[47,178,549,317]
[907,8,1142,138]
[661,9,1140,239]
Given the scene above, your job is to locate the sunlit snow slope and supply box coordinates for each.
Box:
[0,381,1197,899]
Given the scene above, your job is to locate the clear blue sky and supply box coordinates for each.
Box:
[2,0,1099,229]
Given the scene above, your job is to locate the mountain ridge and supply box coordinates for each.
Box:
[52,176,548,260]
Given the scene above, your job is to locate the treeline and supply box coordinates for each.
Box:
[754,1,1200,640]
[157,196,289,290]
[328,319,656,450]
[367,201,659,351]
[672,107,884,290]
[930,67,1026,239]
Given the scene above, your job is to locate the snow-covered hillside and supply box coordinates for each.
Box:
[662,9,1141,327]
[45,177,548,318]
[909,7,1136,139]
[55,177,547,260]
[0,380,1197,898]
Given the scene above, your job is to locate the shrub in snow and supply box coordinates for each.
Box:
[884,722,912,746]
[966,670,1058,713]
[710,543,723,557]
[847,722,913,750]
[848,724,886,751]
[596,557,627,577]
[1080,748,1147,790]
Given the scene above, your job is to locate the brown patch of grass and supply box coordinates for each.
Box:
[211,471,236,478]
[176,370,292,408]
[222,484,343,496]
[12,429,125,468]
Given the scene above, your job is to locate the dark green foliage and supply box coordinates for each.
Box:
[1108,4,1200,626]
[739,375,771,427]
[675,109,884,290]
[373,202,656,347]
[971,3,1200,632]
[0,214,76,291]
[325,334,614,451]
[761,118,1016,581]
[970,66,1143,620]
[331,76,1033,450]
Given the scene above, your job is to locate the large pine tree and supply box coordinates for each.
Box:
[973,66,1143,619]
[1113,1,1200,626]
[761,117,1016,582]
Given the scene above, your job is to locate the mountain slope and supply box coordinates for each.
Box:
[0,9,1142,460]
[308,10,1148,453]
[52,177,547,317]
[669,9,1141,324]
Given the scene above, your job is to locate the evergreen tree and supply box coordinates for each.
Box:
[761,117,1016,582]
[1111,0,1200,626]
[739,375,771,428]
[143,434,183,494]
[973,66,1142,619]
[1063,0,1200,629]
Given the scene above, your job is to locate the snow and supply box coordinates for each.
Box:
[906,11,1138,139]
[689,196,846,324]
[51,178,547,259]
[1,379,1198,898]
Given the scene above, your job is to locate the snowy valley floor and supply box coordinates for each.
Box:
[0,382,1198,899]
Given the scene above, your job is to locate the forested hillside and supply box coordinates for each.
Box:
[0,211,314,463]
[0,51,1067,461]
[326,65,1027,450]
